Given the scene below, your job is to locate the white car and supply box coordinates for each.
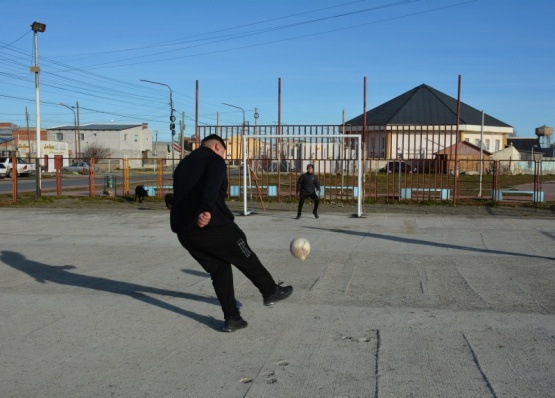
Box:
[0,156,36,177]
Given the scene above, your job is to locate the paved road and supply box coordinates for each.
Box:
[0,173,165,195]
[1,208,554,397]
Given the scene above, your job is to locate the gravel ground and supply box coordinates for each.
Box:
[2,196,554,218]
[228,200,555,218]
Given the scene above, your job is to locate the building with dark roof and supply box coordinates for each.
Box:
[345,84,514,160]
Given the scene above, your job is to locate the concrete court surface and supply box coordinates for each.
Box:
[1,207,554,398]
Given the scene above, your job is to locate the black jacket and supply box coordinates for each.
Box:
[170,146,234,233]
[297,172,320,195]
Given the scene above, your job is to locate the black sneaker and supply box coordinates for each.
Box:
[264,285,293,306]
[223,317,248,332]
[313,211,319,219]
[295,215,301,219]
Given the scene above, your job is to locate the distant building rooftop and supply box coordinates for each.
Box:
[346,84,512,128]
[48,124,143,131]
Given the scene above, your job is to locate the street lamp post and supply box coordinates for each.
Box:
[140,79,175,171]
[31,21,46,197]
[222,102,246,164]
[60,103,77,159]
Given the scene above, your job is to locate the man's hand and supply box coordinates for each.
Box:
[197,211,211,228]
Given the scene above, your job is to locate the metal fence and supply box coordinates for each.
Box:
[1,125,554,206]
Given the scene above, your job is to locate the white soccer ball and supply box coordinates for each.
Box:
[290,237,311,261]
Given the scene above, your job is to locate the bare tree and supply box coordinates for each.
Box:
[83,144,111,161]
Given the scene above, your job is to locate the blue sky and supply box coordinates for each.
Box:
[1,0,554,143]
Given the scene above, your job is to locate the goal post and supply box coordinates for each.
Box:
[241,134,363,217]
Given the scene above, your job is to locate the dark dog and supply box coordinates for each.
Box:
[134,185,148,203]
[165,193,174,209]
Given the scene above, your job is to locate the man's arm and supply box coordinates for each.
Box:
[296,175,303,194]
[197,156,226,226]
[199,157,226,213]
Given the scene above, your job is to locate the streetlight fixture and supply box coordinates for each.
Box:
[31,22,46,33]
[140,79,175,171]
[60,103,77,159]
[31,21,46,197]
[222,102,245,126]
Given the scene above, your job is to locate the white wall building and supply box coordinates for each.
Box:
[48,123,153,169]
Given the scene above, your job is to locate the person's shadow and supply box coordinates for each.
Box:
[1,250,221,330]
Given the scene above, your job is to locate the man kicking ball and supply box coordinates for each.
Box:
[171,134,293,332]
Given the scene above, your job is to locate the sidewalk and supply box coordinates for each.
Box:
[1,208,554,397]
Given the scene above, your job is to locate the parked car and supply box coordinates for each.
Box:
[62,161,99,174]
[0,156,36,177]
[380,161,417,173]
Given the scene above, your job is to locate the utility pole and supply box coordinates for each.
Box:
[180,111,185,159]
[25,107,31,161]
[76,101,81,158]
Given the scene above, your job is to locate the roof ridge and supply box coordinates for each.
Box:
[385,85,423,124]
[424,85,459,120]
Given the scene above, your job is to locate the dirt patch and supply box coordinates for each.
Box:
[2,196,553,219]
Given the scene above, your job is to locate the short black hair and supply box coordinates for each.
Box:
[201,134,227,150]
[307,163,314,169]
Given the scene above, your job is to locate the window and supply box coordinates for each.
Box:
[80,133,84,141]
[474,139,480,146]
[56,133,63,141]
[485,139,490,150]
[495,140,500,151]
[124,134,128,141]
[134,135,139,142]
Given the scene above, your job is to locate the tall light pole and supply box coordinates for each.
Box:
[222,102,246,165]
[60,103,77,159]
[140,79,175,171]
[31,21,46,197]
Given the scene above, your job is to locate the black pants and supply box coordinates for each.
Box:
[177,223,276,320]
[297,192,319,216]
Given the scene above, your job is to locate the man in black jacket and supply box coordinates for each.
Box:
[171,134,292,332]
[296,163,320,219]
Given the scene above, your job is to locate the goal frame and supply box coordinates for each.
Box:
[240,134,363,217]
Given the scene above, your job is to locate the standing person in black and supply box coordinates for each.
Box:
[170,134,293,332]
[296,163,320,219]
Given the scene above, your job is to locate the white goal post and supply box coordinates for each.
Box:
[241,134,363,217]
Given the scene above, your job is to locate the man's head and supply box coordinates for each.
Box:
[201,134,227,158]
[307,164,314,173]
